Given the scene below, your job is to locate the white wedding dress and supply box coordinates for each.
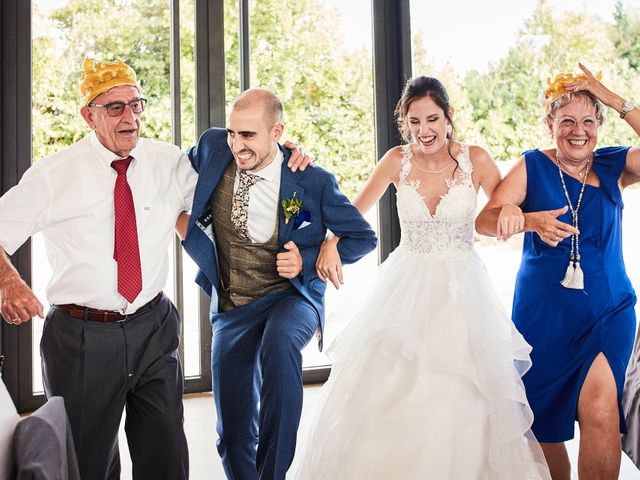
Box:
[290,144,550,479]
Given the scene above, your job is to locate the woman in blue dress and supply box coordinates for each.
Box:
[477,63,640,480]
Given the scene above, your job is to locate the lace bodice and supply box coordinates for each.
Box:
[396,143,476,255]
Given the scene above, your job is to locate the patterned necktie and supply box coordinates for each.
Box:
[111,157,142,303]
[231,169,263,241]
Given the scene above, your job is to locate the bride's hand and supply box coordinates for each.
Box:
[497,204,524,240]
[316,236,343,289]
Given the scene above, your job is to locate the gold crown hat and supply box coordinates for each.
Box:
[79,58,141,106]
[540,70,603,110]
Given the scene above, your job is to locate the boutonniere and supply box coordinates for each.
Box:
[282,193,303,224]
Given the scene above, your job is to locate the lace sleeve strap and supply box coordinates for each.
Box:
[399,144,412,184]
[457,143,472,173]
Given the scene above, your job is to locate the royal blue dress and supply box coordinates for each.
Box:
[513,147,637,442]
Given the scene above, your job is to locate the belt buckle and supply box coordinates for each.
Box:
[99,308,127,323]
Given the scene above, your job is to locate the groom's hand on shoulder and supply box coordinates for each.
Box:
[276,241,303,279]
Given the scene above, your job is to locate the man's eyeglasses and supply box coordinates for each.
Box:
[89,98,147,117]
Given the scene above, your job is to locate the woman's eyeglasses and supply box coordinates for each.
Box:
[555,116,598,131]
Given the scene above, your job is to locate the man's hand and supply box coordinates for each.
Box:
[316,236,343,289]
[0,276,44,325]
[283,140,313,172]
[276,241,303,279]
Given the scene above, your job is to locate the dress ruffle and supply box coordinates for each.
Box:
[291,247,550,479]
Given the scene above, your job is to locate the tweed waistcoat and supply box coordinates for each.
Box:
[210,161,291,311]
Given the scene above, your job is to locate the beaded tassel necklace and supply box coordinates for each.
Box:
[555,152,592,290]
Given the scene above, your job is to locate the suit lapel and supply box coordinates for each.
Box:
[189,142,233,232]
[278,146,305,246]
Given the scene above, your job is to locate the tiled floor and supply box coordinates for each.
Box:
[118,386,640,479]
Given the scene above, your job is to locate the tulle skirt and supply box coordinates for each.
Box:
[290,246,550,479]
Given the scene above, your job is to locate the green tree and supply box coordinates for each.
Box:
[611,1,640,70]
[224,0,376,196]
[33,0,374,198]
[461,0,640,160]
[32,0,196,157]
[33,0,640,191]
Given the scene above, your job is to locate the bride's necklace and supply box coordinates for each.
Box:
[412,156,456,174]
[555,151,592,290]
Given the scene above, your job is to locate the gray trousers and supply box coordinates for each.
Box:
[623,325,640,469]
[40,294,189,480]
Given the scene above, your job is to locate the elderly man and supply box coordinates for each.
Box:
[180,88,377,480]
[0,58,193,480]
[0,60,308,480]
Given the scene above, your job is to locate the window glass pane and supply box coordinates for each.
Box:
[180,0,197,149]
[31,235,48,394]
[177,0,202,379]
[242,0,377,368]
[225,0,241,106]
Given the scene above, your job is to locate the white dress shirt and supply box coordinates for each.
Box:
[0,132,198,313]
[235,149,283,243]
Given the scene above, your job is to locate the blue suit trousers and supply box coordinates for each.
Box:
[211,289,318,480]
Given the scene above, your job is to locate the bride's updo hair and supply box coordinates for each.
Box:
[394,76,459,161]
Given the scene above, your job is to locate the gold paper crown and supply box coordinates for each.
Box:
[79,58,140,106]
[541,70,602,109]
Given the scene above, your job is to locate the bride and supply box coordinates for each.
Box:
[290,76,550,479]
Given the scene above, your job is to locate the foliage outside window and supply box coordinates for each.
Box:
[33,1,640,193]
[412,1,640,161]
[32,0,376,200]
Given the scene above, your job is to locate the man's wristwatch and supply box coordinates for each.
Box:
[620,99,635,119]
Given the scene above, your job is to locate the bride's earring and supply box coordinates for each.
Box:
[446,124,452,139]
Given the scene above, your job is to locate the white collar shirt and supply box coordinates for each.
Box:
[234,149,283,244]
[0,132,198,313]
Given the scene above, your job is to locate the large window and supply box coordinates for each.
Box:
[3,0,410,410]
[26,0,211,402]
[225,0,379,368]
[30,0,379,382]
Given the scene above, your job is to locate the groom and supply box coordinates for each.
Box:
[182,88,376,479]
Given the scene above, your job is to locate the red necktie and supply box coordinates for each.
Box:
[111,157,142,303]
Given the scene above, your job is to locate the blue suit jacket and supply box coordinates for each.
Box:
[183,128,377,348]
